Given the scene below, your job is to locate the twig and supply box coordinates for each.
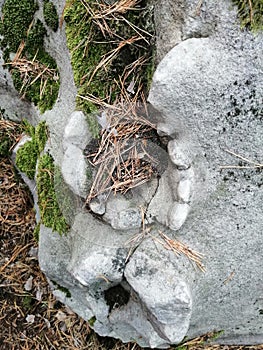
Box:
[248,0,254,24]
[125,206,149,262]
[220,149,263,169]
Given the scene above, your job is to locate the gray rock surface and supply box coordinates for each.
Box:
[63,111,92,150]
[148,0,263,345]
[61,111,92,198]
[61,144,89,198]
[103,195,142,230]
[1,0,263,348]
[39,215,196,348]
[125,241,194,345]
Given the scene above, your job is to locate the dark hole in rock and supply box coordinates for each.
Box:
[104,284,130,313]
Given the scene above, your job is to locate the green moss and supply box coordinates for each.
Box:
[43,0,59,32]
[23,295,34,310]
[173,346,187,350]
[0,138,12,158]
[16,140,39,179]
[16,121,48,179]
[53,166,77,226]
[173,330,224,349]
[64,0,155,135]
[14,121,68,235]
[0,0,38,53]
[21,119,36,138]
[25,20,47,56]
[33,222,40,242]
[233,0,263,31]
[0,118,23,158]
[210,330,224,340]
[37,153,69,235]
[35,121,49,153]
[51,280,72,298]
[88,316,96,327]
[0,0,60,113]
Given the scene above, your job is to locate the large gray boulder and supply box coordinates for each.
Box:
[148,1,263,346]
[1,0,263,348]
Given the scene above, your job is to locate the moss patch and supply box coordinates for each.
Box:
[33,222,40,242]
[0,0,38,55]
[0,119,23,158]
[51,280,72,298]
[43,0,59,32]
[37,153,69,235]
[88,316,96,327]
[53,166,78,227]
[0,0,60,113]
[16,121,48,179]
[64,0,155,137]
[16,140,39,179]
[233,0,263,31]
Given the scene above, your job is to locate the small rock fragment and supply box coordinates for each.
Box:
[177,179,192,203]
[63,111,91,150]
[89,198,106,215]
[24,275,34,292]
[56,310,67,322]
[26,314,35,324]
[168,202,190,231]
[168,140,191,169]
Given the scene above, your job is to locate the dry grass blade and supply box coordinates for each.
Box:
[8,57,58,97]
[248,0,254,23]
[122,17,152,44]
[94,0,138,18]
[0,243,33,273]
[220,149,263,169]
[89,0,152,43]
[1,151,94,350]
[125,206,149,262]
[77,93,117,109]
[0,159,35,237]
[12,40,26,62]
[155,231,205,272]
[179,330,224,348]
[80,0,138,36]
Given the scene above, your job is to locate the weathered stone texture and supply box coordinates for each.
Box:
[1,0,263,347]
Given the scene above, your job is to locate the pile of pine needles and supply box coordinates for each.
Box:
[85,98,159,205]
